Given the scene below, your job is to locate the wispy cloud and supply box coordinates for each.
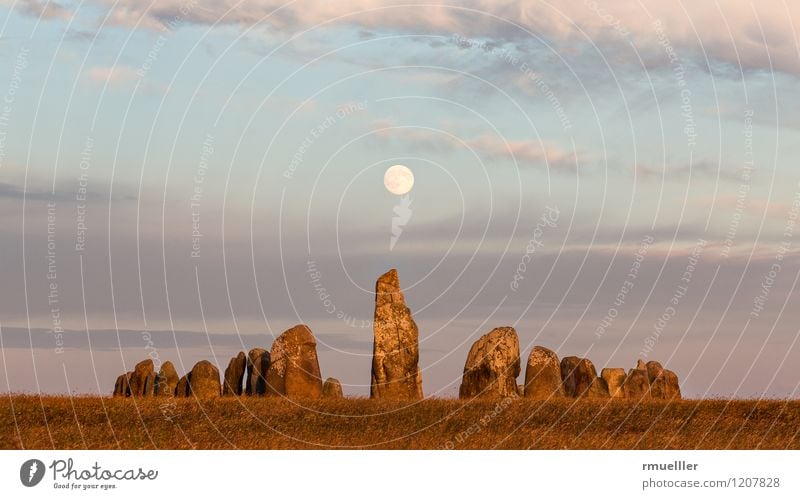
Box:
[3,0,72,21]
[89,0,800,76]
[84,65,139,87]
[371,122,581,170]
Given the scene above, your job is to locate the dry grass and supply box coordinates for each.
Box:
[2,395,799,449]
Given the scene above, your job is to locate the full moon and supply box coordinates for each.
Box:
[383,164,414,195]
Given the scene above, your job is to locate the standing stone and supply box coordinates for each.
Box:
[645,361,664,383]
[524,346,564,399]
[155,361,179,397]
[459,327,521,399]
[266,324,323,398]
[175,375,189,397]
[650,376,667,399]
[646,361,682,400]
[371,269,423,400]
[246,348,270,396]
[223,352,247,396]
[636,359,646,370]
[188,360,221,398]
[623,368,651,400]
[601,368,627,398]
[560,356,598,398]
[587,377,611,398]
[113,372,132,397]
[663,369,682,400]
[322,378,344,398]
[128,359,155,397]
[517,384,524,397]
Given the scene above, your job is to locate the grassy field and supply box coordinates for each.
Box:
[2,395,799,449]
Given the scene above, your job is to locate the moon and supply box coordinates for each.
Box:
[383,164,414,195]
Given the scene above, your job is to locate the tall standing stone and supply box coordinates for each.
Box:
[560,356,598,398]
[266,324,323,398]
[459,327,521,399]
[246,348,270,396]
[601,368,627,398]
[155,361,179,397]
[524,346,564,399]
[128,359,155,397]
[370,269,423,400]
[223,352,247,396]
[175,375,189,397]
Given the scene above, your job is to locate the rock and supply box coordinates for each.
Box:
[266,324,323,398]
[663,369,682,400]
[188,360,221,398]
[636,359,646,370]
[560,356,598,398]
[223,352,247,396]
[323,378,344,398]
[175,375,189,397]
[459,327,521,399]
[646,362,682,400]
[650,376,667,399]
[587,377,610,398]
[246,348,270,396]
[155,361,179,397]
[623,369,651,400]
[517,384,524,396]
[601,368,627,398]
[370,269,423,400]
[113,372,132,397]
[523,346,564,399]
[128,359,155,397]
[645,361,664,383]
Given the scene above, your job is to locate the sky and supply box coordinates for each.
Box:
[1,0,799,398]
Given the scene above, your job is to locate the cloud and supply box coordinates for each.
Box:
[85,65,139,87]
[3,0,72,20]
[89,0,800,76]
[371,122,580,170]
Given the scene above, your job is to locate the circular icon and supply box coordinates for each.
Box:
[20,459,45,487]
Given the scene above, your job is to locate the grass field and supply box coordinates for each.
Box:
[2,396,799,449]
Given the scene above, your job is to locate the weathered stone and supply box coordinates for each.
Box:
[524,346,564,399]
[113,372,132,397]
[266,324,323,398]
[371,269,423,400]
[560,356,598,398]
[623,369,651,400]
[175,375,189,397]
[322,377,344,398]
[223,352,247,396]
[650,376,667,399]
[663,369,682,400]
[601,368,627,398]
[636,359,646,370]
[246,348,270,396]
[587,377,610,398]
[459,327,521,399]
[188,360,221,398]
[646,361,665,383]
[646,362,682,400]
[517,384,524,396]
[155,361,179,397]
[128,359,155,397]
